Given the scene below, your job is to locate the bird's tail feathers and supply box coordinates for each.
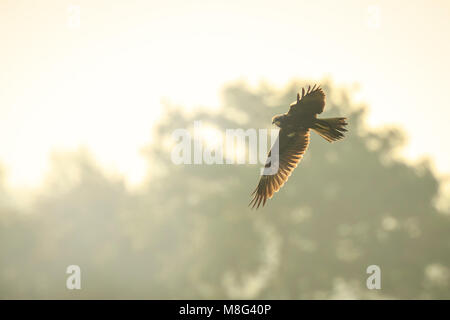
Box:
[312,118,348,142]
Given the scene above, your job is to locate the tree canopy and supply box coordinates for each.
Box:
[1,80,449,299]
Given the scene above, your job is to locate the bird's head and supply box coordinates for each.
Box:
[272,114,285,127]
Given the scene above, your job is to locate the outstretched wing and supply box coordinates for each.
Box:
[288,84,325,116]
[249,128,310,209]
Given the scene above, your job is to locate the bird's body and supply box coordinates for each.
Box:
[249,85,348,209]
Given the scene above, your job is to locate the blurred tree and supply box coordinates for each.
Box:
[0,80,449,299]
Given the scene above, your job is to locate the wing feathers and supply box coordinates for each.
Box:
[249,129,310,209]
[289,84,325,116]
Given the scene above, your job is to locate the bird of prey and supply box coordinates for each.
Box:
[249,85,348,209]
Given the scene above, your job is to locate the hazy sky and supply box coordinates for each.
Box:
[1,0,450,188]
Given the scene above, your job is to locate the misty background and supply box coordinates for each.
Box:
[2,0,450,300]
[1,80,449,299]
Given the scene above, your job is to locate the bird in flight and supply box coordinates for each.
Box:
[249,85,348,209]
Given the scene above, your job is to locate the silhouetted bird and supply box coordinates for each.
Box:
[250,85,348,209]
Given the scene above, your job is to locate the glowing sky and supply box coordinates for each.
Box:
[1,0,450,188]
